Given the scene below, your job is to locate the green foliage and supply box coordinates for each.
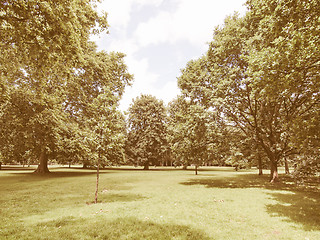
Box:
[0,0,133,170]
[168,97,212,169]
[125,95,168,169]
[82,89,127,167]
[177,1,320,180]
[0,0,108,68]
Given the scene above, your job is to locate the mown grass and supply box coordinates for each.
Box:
[0,166,319,239]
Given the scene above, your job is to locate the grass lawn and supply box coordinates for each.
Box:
[0,166,319,240]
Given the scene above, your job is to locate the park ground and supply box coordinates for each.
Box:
[0,166,319,240]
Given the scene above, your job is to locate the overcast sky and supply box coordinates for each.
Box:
[95,0,247,111]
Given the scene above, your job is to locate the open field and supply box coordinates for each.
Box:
[0,166,319,240]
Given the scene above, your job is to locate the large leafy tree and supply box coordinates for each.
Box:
[0,0,133,173]
[125,94,168,170]
[168,97,212,174]
[178,0,320,182]
[246,0,320,179]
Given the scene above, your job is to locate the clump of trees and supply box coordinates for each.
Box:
[0,0,133,176]
[1,0,319,185]
[176,0,320,182]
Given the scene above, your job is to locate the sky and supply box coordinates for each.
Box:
[94,0,247,111]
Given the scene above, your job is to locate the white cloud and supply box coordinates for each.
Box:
[98,0,165,30]
[119,56,159,111]
[134,11,174,46]
[134,0,247,48]
[96,0,247,111]
[119,55,180,111]
[98,1,132,30]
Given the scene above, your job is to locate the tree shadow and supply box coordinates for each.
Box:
[87,192,146,204]
[7,216,211,240]
[181,173,274,189]
[5,170,113,181]
[181,173,320,231]
[266,190,320,231]
[0,166,37,171]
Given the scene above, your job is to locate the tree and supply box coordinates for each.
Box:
[246,0,320,180]
[65,47,133,169]
[0,1,133,173]
[0,0,106,171]
[82,89,126,203]
[178,4,320,182]
[125,95,168,170]
[168,97,212,175]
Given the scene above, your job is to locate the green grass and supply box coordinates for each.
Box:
[0,166,319,239]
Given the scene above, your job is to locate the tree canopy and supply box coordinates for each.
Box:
[0,0,133,172]
[177,0,320,181]
[125,94,168,170]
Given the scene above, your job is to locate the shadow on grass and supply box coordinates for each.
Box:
[5,170,112,180]
[3,216,210,240]
[181,173,273,189]
[181,173,320,231]
[87,193,146,204]
[0,166,37,171]
[266,190,320,231]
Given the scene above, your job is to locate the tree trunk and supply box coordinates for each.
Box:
[143,162,149,170]
[195,164,198,175]
[182,164,188,170]
[95,154,100,204]
[34,151,50,173]
[258,152,263,175]
[83,161,89,169]
[284,157,290,174]
[270,161,279,183]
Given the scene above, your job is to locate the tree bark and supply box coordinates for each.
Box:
[143,161,149,170]
[34,151,50,173]
[284,157,290,174]
[270,161,279,183]
[195,164,198,175]
[94,161,100,204]
[258,152,263,175]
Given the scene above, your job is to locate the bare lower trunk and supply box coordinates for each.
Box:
[195,165,198,175]
[258,153,263,175]
[143,161,149,170]
[284,158,290,174]
[35,151,50,173]
[95,157,100,204]
[270,161,279,183]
